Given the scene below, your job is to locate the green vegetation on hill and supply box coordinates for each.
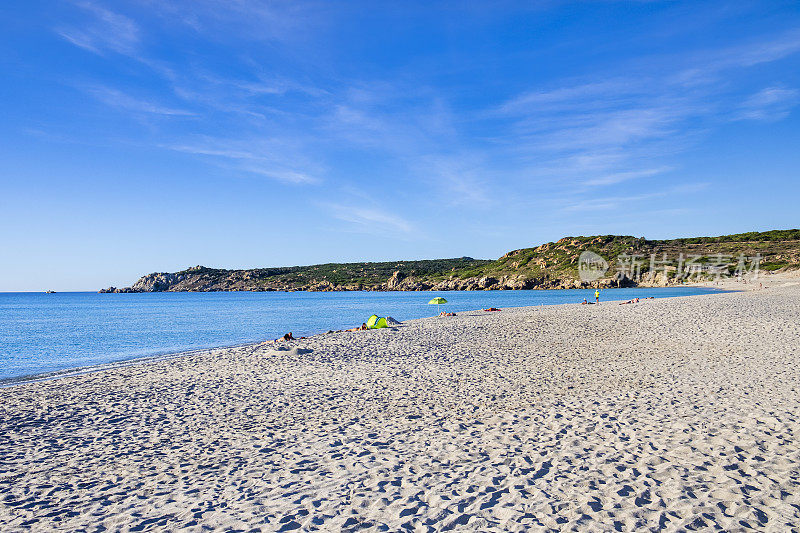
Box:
[462,230,800,282]
[103,230,800,292]
[219,257,492,288]
[666,229,800,244]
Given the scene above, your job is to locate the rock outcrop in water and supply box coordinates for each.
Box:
[100,230,800,293]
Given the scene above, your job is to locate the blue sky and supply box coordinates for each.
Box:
[1,1,799,291]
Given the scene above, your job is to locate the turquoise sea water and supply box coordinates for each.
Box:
[0,288,723,381]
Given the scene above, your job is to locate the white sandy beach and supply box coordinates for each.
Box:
[2,282,800,531]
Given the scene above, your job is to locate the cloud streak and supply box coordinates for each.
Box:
[85,86,195,116]
[738,87,799,121]
[162,137,322,184]
[563,182,710,212]
[58,2,140,56]
[325,203,414,236]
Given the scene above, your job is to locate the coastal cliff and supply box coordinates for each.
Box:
[101,230,800,293]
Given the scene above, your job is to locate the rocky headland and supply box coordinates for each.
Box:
[101,230,800,293]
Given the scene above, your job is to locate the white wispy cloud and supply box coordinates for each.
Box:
[738,87,799,121]
[722,30,800,69]
[236,166,318,184]
[84,86,195,116]
[413,154,492,207]
[58,2,140,56]
[162,136,321,184]
[563,183,710,212]
[145,0,332,44]
[180,67,329,101]
[582,166,672,186]
[669,30,800,86]
[321,86,493,206]
[497,80,640,115]
[325,203,414,236]
[492,90,695,197]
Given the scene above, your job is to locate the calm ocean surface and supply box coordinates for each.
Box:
[0,288,722,381]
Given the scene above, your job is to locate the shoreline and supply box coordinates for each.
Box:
[0,286,729,388]
[2,282,799,529]
[0,341,264,389]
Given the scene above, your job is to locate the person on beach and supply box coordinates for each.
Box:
[595,289,600,304]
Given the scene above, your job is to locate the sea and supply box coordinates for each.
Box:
[0,287,723,382]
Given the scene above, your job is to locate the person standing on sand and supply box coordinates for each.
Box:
[595,289,600,304]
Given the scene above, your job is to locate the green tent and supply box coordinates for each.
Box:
[366,315,389,329]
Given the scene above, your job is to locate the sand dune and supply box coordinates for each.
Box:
[2,285,800,531]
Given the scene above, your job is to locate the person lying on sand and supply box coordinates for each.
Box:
[343,323,370,332]
[483,308,502,312]
[439,312,456,317]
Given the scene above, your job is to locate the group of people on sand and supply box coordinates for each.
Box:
[619,296,655,305]
[580,290,657,306]
[276,322,372,341]
[581,289,603,305]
